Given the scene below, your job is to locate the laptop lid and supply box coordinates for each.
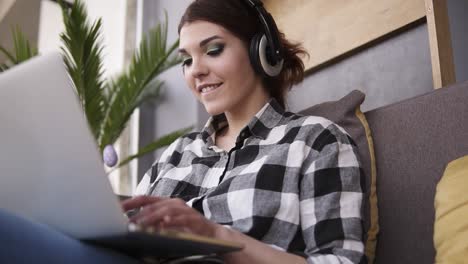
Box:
[0,52,128,239]
[0,53,244,257]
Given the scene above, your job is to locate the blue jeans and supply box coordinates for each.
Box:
[0,209,142,264]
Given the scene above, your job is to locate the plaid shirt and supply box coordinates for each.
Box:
[136,99,366,263]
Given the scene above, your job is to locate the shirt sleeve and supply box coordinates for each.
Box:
[299,124,366,264]
[134,137,184,196]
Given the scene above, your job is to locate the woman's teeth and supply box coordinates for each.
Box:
[201,84,221,93]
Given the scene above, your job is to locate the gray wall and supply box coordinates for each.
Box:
[288,23,433,113]
[138,0,197,177]
[447,0,468,83]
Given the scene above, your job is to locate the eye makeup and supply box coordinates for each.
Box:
[180,55,192,67]
[206,43,225,56]
[179,42,226,69]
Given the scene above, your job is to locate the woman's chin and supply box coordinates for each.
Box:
[203,103,225,116]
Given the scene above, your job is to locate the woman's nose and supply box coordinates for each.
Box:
[190,58,209,78]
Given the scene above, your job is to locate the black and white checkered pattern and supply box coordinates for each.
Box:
[136,99,366,263]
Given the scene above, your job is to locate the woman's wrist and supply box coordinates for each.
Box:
[212,224,307,264]
[212,223,235,241]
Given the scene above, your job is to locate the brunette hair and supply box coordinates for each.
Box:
[178,0,308,108]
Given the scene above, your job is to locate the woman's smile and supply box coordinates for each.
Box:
[197,82,223,94]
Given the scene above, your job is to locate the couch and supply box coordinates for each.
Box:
[122,81,468,263]
[364,80,468,263]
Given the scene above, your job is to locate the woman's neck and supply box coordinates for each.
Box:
[216,92,270,151]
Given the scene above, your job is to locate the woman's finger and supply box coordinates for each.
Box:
[133,204,188,226]
[166,214,215,237]
[121,195,165,211]
[129,198,187,221]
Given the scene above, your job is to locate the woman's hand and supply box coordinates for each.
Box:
[121,195,219,238]
[122,196,307,264]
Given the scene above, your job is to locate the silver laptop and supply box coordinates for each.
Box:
[0,52,241,258]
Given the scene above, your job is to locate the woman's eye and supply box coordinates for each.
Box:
[181,57,192,67]
[206,44,224,56]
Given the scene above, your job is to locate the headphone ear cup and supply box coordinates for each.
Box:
[249,34,284,77]
[249,33,265,75]
[257,35,284,77]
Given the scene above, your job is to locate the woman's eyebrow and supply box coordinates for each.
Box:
[199,35,222,47]
[178,35,222,54]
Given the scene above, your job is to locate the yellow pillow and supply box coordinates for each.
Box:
[434,155,468,263]
[355,108,378,264]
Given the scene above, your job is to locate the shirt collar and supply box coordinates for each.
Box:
[201,98,285,142]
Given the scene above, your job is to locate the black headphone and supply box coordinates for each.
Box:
[242,0,284,77]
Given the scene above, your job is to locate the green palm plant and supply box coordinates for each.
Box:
[0,0,191,169]
[0,27,38,72]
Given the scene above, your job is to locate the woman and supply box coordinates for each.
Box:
[0,0,365,263]
[123,0,366,263]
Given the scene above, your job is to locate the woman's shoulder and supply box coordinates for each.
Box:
[157,130,202,154]
[281,111,352,142]
[282,110,338,130]
[179,131,201,141]
[169,130,204,148]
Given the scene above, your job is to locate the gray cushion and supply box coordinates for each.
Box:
[299,90,378,263]
[365,80,468,264]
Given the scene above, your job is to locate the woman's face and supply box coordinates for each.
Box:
[179,21,267,116]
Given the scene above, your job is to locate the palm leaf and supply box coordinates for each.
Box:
[0,64,9,72]
[98,11,182,150]
[59,0,108,143]
[12,26,38,63]
[0,45,17,64]
[116,126,192,168]
[0,27,38,71]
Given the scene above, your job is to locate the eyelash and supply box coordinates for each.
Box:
[181,44,225,68]
[181,58,192,67]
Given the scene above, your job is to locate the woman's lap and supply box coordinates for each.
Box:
[0,209,141,264]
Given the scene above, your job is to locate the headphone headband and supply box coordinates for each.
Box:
[242,0,283,65]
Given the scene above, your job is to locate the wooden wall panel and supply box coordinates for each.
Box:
[263,0,426,72]
[424,0,455,88]
[0,0,16,23]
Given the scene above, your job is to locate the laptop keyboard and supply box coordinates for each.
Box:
[128,222,158,234]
